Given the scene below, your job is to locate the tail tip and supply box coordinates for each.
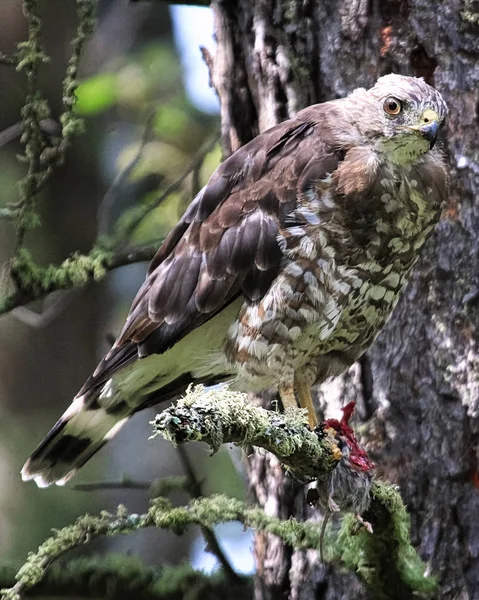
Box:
[21,460,76,488]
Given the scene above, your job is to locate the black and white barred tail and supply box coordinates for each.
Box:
[21,373,225,487]
[21,383,137,488]
[21,302,238,487]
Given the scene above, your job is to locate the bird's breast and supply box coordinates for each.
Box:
[223,163,442,389]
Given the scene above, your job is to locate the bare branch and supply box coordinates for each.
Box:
[0,119,59,150]
[177,445,240,582]
[74,480,151,491]
[73,475,188,495]
[121,132,219,241]
[97,111,155,239]
[11,288,81,328]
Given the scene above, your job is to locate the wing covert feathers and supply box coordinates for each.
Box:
[22,103,342,486]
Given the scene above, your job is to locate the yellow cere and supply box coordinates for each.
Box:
[421,109,439,124]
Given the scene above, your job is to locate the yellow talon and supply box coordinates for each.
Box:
[278,379,319,430]
[331,444,343,462]
[294,375,318,429]
[323,426,343,462]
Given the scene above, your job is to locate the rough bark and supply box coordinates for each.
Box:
[206,1,479,598]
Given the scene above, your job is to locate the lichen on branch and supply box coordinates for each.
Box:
[152,386,437,599]
[0,556,251,600]
[336,480,438,599]
[0,244,158,315]
[152,385,341,480]
[13,0,96,247]
[0,488,436,600]
[0,389,436,600]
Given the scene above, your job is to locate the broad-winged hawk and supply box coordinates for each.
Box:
[22,73,448,487]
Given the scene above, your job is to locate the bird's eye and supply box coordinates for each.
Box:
[383,97,402,116]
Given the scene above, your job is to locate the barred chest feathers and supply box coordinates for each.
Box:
[224,148,444,390]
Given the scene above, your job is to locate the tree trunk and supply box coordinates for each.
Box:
[206,1,479,598]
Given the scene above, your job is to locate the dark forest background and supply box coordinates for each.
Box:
[1,1,479,600]
[0,0,245,572]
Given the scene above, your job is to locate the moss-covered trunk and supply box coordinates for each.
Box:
[207,0,479,598]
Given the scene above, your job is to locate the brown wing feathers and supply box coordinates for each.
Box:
[22,107,336,486]
[113,115,324,364]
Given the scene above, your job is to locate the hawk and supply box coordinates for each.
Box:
[22,74,448,487]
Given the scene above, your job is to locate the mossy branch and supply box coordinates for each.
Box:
[13,0,96,247]
[0,487,435,600]
[152,386,437,599]
[0,244,158,315]
[0,389,434,600]
[0,1,220,321]
[336,480,437,599]
[152,385,341,480]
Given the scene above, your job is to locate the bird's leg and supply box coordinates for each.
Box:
[278,383,298,411]
[319,498,340,562]
[294,374,318,429]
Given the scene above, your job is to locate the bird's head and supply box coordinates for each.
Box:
[344,73,448,164]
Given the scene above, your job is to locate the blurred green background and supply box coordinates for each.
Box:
[0,0,252,574]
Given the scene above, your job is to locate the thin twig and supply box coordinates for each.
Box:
[191,157,203,197]
[74,480,151,491]
[0,119,60,149]
[15,0,49,250]
[177,445,240,582]
[60,0,96,123]
[121,132,219,241]
[12,0,95,251]
[72,475,189,495]
[11,288,81,328]
[97,111,155,240]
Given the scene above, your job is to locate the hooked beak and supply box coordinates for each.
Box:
[409,109,441,149]
[418,120,440,148]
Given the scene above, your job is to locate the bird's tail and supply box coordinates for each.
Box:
[21,305,236,488]
[21,369,227,487]
[21,386,134,488]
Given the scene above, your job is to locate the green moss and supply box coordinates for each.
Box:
[1,484,436,600]
[0,555,251,600]
[11,247,111,296]
[333,481,437,599]
[153,385,340,480]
